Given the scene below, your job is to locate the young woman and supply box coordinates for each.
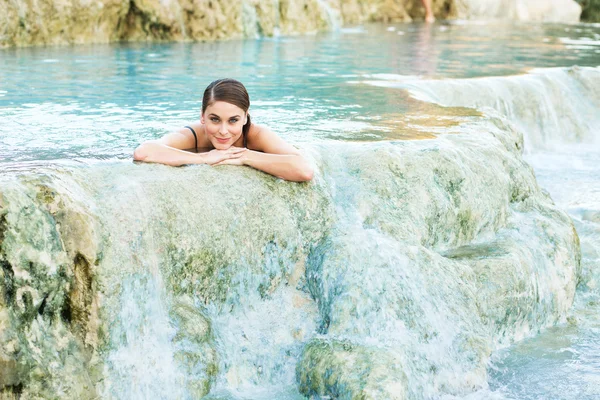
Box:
[133,78,314,182]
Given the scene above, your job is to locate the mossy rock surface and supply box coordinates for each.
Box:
[578,0,600,21]
[297,339,407,400]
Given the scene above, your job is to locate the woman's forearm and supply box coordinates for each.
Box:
[133,142,314,181]
[133,142,206,166]
[242,150,314,182]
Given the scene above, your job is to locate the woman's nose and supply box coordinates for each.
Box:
[218,124,228,135]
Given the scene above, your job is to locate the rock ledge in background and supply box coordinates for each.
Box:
[0,0,583,48]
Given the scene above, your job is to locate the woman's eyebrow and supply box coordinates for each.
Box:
[208,113,241,118]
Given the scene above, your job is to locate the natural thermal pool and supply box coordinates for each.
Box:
[0,20,599,399]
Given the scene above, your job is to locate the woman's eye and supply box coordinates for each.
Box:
[229,119,239,124]
[210,118,219,122]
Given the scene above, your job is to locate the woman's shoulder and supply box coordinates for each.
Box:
[184,121,205,134]
[247,122,299,155]
[169,122,211,149]
[247,123,275,146]
[247,122,276,140]
[248,122,267,134]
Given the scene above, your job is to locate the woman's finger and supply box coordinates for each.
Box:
[215,159,236,166]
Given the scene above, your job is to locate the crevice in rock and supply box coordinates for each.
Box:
[61,294,72,324]
[441,242,509,260]
[119,0,176,41]
[1,260,15,305]
[0,383,23,397]
[443,0,453,14]
[37,293,48,316]
[0,212,7,245]
[0,214,13,308]
[20,290,35,325]
[68,253,94,340]
[304,238,333,335]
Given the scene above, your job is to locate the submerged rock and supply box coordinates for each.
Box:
[298,339,408,399]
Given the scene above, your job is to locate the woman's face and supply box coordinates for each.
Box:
[202,101,247,150]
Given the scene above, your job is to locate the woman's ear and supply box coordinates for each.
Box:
[244,113,249,125]
[201,115,205,124]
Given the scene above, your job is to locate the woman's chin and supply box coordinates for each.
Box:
[212,141,231,150]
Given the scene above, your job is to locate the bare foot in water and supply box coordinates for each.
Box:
[421,0,435,23]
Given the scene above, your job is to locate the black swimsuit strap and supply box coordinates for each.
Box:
[185,125,246,150]
[184,126,198,153]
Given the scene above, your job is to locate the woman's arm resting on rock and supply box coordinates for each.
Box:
[134,141,246,167]
[133,128,201,166]
[241,150,314,182]
[133,126,246,167]
[215,124,314,182]
[133,141,207,166]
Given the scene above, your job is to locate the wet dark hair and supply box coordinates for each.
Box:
[202,78,252,139]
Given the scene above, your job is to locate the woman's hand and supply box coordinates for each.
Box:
[212,153,247,166]
[213,149,313,181]
[203,147,247,165]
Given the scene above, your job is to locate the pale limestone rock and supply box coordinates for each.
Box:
[243,0,278,36]
[179,0,243,41]
[455,0,582,22]
[278,0,331,34]
[0,0,128,47]
[122,0,185,41]
[0,175,103,398]
[335,0,413,24]
[0,0,582,48]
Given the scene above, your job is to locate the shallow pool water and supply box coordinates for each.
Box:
[1,21,599,163]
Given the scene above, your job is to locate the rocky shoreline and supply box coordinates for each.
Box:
[0,0,584,48]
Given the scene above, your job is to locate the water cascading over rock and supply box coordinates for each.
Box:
[0,67,592,399]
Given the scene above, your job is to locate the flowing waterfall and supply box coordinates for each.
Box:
[362,66,600,151]
[363,65,600,399]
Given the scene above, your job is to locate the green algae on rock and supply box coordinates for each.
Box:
[0,173,103,399]
[297,339,408,399]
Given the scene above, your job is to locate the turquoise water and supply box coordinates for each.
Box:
[487,146,600,400]
[1,21,599,163]
[1,20,600,399]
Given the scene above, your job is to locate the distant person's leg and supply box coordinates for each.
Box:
[420,0,435,23]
